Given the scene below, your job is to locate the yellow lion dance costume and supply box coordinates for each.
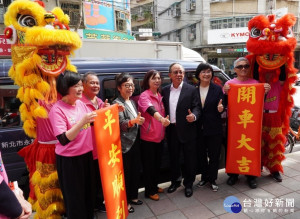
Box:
[4,0,81,218]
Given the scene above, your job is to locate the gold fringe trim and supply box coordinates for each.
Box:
[266,160,282,168]
[28,197,37,210]
[33,201,65,219]
[267,150,284,160]
[32,171,60,190]
[262,126,282,139]
[34,187,63,208]
[267,140,283,150]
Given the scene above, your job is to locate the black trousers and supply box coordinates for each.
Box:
[56,152,95,219]
[93,159,104,208]
[198,133,222,183]
[122,137,141,201]
[168,124,197,188]
[140,140,162,196]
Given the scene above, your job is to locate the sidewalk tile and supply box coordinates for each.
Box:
[181,204,215,219]
[218,212,251,219]
[156,210,187,219]
[169,193,200,209]
[243,188,276,200]
[283,210,300,219]
[279,178,300,191]
[282,166,300,178]
[147,197,177,216]
[202,198,227,216]
[261,183,293,196]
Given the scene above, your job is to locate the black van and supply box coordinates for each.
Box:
[0,58,230,195]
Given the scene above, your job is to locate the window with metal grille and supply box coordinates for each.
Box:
[60,2,82,27]
[115,11,127,33]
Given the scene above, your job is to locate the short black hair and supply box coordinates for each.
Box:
[142,70,161,90]
[115,72,133,88]
[56,71,82,96]
[195,63,214,80]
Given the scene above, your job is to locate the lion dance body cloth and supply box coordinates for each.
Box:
[4,0,82,218]
[246,14,298,174]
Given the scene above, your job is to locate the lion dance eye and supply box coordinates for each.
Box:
[250,27,262,38]
[18,15,37,27]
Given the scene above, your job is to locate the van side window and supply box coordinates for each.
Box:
[102,75,171,104]
[213,71,228,87]
[103,79,116,104]
[0,85,21,128]
[185,71,227,88]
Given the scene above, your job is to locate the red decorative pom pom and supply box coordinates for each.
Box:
[4,27,13,39]
[34,0,45,8]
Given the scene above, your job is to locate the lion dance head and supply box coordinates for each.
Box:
[246,13,298,134]
[4,0,82,138]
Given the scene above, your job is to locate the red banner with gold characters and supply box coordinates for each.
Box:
[226,84,264,176]
[94,104,128,219]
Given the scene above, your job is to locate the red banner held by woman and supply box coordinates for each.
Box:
[226,84,264,177]
[94,104,128,219]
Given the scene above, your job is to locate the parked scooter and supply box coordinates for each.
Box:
[285,106,300,153]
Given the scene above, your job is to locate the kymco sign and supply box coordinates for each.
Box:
[207,27,249,44]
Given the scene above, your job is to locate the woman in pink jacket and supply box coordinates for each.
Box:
[0,150,32,219]
[138,70,170,201]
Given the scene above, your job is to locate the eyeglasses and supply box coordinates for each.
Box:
[172,70,184,75]
[235,64,250,70]
[123,83,135,88]
[200,71,212,74]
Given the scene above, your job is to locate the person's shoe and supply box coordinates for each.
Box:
[167,182,181,193]
[196,180,207,187]
[128,206,134,213]
[184,187,193,197]
[157,187,164,193]
[148,194,159,201]
[227,176,238,186]
[247,178,257,189]
[211,182,218,192]
[272,171,282,182]
[130,199,143,205]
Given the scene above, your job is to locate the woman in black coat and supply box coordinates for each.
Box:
[195,63,224,192]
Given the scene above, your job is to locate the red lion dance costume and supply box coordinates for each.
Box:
[246,14,298,178]
[4,0,81,218]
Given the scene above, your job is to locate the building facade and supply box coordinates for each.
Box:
[0,0,133,58]
[130,0,156,40]
[156,0,300,73]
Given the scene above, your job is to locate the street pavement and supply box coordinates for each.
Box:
[29,149,300,219]
[95,150,300,219]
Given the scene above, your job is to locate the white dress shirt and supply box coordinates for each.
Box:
[199,86,209,108]
[169,82,183,123]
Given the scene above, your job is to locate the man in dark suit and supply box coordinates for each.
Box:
[162,63,201,197]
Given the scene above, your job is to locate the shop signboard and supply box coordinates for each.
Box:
[0,35,11,57]
[83,29,134,40]
[208,27,249,44]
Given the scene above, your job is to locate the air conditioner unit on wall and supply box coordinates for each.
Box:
[189,33,195,41]
[118,12,126,20]
[190,2,196,10]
